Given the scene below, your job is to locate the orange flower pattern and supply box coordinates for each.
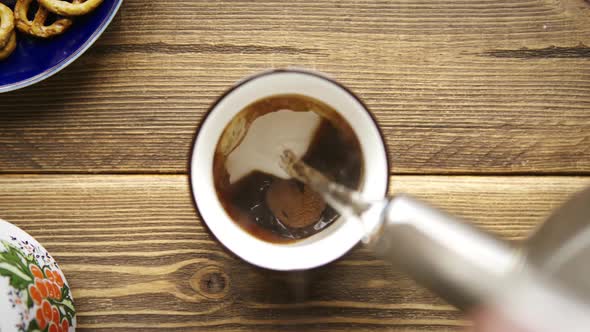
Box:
[0,237,75,332]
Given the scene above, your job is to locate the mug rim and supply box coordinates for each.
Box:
[188,68,390,270]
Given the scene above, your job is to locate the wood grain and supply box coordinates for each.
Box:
[0,174,588,331]
[1,0,589,174]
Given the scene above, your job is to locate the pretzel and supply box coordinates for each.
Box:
[15,0,73,38]
[0,2,15,49]
[0,31,16,60]
[38,0,103,16]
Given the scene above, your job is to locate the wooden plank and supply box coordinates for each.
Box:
[0,174,588,331]
[1,0,589,174]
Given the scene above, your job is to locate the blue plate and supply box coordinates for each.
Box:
[0,0,122,93]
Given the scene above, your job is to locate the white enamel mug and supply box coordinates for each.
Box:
[189,69,389,271]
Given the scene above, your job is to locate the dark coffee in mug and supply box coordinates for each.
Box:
[213,94,363,243]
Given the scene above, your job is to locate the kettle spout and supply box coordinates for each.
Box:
[366,195,519,309]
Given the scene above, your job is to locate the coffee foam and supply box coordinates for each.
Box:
[225,110,321,183]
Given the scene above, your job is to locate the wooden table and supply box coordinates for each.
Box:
[1,0,589,330]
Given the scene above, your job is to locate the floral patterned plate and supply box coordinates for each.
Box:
[0,218,75,332]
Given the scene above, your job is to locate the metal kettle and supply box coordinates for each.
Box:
[282,152,590,331]
[365,188,590,332]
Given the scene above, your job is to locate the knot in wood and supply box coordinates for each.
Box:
[190,266,230,299]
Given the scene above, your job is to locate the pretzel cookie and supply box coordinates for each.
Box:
[0,31,17,60]
[38,0,103,16]
[15,0,73,38]
[0,3,15,48]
